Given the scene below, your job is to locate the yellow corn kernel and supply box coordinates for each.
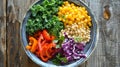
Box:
[84,19,88,23]
[58,17,62,21]
[76,18,80,22]
[82,7,86,10]
[69,21,73,25]
[59,7,62,10]
[88,22,92,26]
[71,3,75,6]
[58,12,62,16]
[70,17,75,21]
[64,1,69,5]
[68,14,72,19]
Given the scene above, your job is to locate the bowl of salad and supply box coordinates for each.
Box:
[20,0,98,67]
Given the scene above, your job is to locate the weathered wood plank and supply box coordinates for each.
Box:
[83,0,120,67]
[6,0,120,67]
[7,0,39,67]
[0,0,6,67]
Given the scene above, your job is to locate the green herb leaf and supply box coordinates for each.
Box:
[52,53,68,65]
[60,57,67,63]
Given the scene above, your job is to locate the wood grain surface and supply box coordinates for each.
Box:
[0,0,6,67]
[0,0,120,67]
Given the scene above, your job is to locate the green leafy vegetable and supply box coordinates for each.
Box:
[52,53,67,65]
[57,36,65,46]
[26,0,64,38]
[54,36,65,48]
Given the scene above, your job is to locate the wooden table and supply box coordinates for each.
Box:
[0,0,120,67]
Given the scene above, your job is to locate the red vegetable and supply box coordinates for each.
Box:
[26,29,57,62]
[42,29,55,41]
